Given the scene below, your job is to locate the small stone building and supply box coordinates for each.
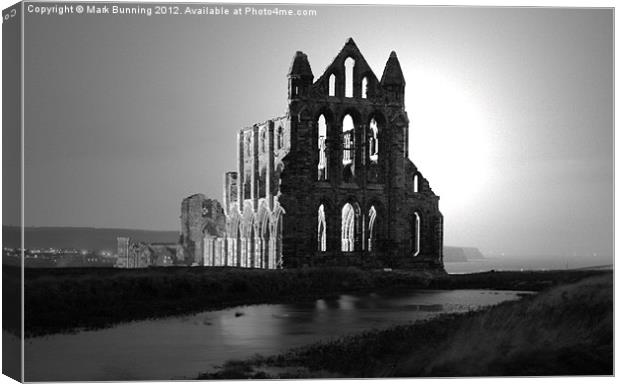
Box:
[185,38,444,270]
[115,237,182,268]
[179,194,226,265]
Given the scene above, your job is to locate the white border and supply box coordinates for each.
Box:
[0,1,615,384]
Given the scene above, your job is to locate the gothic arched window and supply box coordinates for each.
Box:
[368,206,377,251]
[369,118,379,163]
[318,204,327,252]
[361,77,368,99]
[344,58,355,98]
[329,74,336,97]
[317,115,328,181]
[341,203,356,252]
[342,115,354,166]
[412,212,421,256]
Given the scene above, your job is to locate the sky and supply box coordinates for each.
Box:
[19,4,612,258]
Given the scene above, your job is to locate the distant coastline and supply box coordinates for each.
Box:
[3,226,611,273]
[4,225,485,263]
[2,226,179,251]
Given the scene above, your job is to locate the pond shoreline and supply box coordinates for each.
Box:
[25,287,527,381]
[8,265,608,337]
[198,272,613,378]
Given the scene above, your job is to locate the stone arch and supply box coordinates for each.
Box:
[316,114,329,181]
[235,218,242,266]
[368,119,379,162]
[313,105,335,123]
[367,111,386,155]
[366,199,385,252]
[339,107,363,127]
[328,73,336,97]
[342,114,355,171]
[226,211,241,267]
[261,214,271,268]
[317,204,327,252]
[340,110,361,182]
[340,199,361,252]
[271,204,285,268]
[252,219,262,268]
[256,202,271,268]
[344,57,355,98]
[273,162,284,195]
[241,206,255,267]
[360,72,375,99]
[411,211,421,257]
[313,107,335,152]
[361,76,368,99]
[366,111,387,183]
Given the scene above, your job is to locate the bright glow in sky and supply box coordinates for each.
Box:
[409,69,494,216]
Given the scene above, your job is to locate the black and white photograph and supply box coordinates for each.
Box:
[1,1,614,382]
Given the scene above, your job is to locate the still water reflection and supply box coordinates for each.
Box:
[25,289,526,381]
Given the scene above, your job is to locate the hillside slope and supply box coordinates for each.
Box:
[3,226,179,250]
[201,272,612,378]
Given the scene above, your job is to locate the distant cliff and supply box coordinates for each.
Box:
[3,226,179,251]
[443,246,485,262]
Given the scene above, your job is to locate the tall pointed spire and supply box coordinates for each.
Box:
[380,51,405,104]
[381,51,405,86]
[288,51,313,100]
[288,51,313,78]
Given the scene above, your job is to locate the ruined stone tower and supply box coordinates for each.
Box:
[190,38,443,269]
[179,194,226,265]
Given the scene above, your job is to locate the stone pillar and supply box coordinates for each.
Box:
[267,120,275,210]
[237,130,245,211]
[252,125,259,211]
[255,236,262,268]
[240,238,247,267]
[331,119,342,186]
[328,206,340,254]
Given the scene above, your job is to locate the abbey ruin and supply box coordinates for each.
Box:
[180,38,444,270]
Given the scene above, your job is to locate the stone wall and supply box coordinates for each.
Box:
[180,194,226,266]
[199,38,444,271]
[116,237,182,268]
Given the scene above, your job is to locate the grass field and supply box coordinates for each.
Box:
[16,266,441,337]
[198,271,612,378]
[4,265,608,337]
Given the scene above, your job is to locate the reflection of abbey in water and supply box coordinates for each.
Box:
[180,38,444,269]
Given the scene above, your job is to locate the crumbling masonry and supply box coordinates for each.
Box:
[180,39,444,269]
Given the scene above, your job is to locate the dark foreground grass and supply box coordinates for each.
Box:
[10,265,607,337]
[16,266,441,337]
[198,272,612,378]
